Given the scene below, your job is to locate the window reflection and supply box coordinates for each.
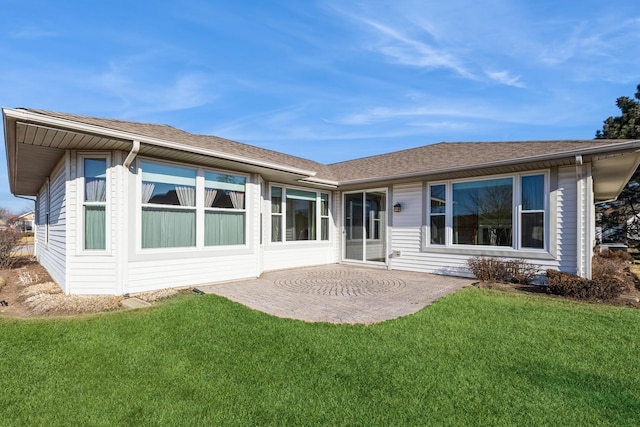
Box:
[453,178,513,246]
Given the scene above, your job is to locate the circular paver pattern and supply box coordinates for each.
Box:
[274,269,406,296]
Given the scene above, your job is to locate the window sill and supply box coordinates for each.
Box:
[76,250,112,256]
[420,245,555,260]
[266,241,332,249]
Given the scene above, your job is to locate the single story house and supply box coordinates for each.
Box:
[3,108,640,295]
[9,210,35,233]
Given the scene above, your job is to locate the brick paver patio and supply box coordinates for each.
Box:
[196,264,474,324]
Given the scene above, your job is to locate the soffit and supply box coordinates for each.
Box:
[11,122,130,195]
[591,151,640,201]
[9,121,323,196]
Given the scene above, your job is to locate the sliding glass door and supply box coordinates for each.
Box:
[344,191,387,263]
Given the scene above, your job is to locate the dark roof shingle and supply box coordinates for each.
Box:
[21,109,637,184]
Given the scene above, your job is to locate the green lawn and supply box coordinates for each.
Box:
[1,288,639,426]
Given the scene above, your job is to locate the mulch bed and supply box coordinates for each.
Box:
[0,257,183,318]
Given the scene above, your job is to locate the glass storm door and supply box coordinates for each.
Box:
[344,191,386,263]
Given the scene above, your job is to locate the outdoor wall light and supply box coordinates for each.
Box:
[393,202,402,213]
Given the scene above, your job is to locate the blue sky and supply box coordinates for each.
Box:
[1,0,640,212]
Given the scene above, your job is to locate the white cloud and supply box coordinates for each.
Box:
[93,56,216,116]
[335,104,496,126]
[485,70,525,88]
[358,18,473,78]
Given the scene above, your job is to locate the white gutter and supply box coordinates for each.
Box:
[576,155,584,278]
[5,108,318,178]
[297,176,339,188]
[123,139,140,168]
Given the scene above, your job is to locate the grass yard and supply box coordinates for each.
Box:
[1,287,639,426]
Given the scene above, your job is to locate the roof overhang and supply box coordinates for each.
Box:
[4,108,639,200]
[337,141,640,201]
[3,108,321,196]
[590,150,640,201]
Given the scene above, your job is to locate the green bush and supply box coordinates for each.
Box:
[546,269,627,301]
[467,257,538,284]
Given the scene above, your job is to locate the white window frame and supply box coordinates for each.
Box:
[203,169,248,247]
[137,157,250,251]
[320,193,330,241]
[426,171,549,252]
[269,184,331,244]
[518,172,549,250]
[78,153,111,253]
[139,159,198,250]
[428,183,447,246]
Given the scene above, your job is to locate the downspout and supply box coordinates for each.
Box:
[575,155,584,277]
[117,140,139,295]
[123,139,140,169]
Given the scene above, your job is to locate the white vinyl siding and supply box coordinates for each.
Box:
[556,166,578,274]
[263,244,337,272]
[35,158,67,290]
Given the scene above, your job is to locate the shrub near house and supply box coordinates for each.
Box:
[547,250,637,301]
[468,252,638,302]
[0,229,22,269]
[466,256,539,284]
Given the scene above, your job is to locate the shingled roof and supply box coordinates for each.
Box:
[329,140,636,183]
[23,109,337,181]
[8,109,640,187]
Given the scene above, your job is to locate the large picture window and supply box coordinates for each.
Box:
[427,173,547,250]
[271,186,330,242]
[453,177,513,246]
[141,161,196,249]
[83,157,107,250]
[139,160,248,250]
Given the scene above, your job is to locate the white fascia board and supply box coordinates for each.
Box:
[3,108,317,178]
[297,177,339,188]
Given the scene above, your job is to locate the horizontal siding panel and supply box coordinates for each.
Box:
[392,183,422,228]
[126,254,260,293]
[69,266,118,295]
[37,159,67,289]
[264,245,336,272]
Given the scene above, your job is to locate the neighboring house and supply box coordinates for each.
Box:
[9,210,35,232]
[3,108,640,295]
